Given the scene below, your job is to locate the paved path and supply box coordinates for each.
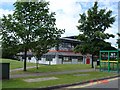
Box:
[10,69,96,79]
[10,66,38,72]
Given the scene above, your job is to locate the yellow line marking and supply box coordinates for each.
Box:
[101,60,118,62]
[66,78,118,88]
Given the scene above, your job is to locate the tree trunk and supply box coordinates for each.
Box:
[36,59,39,69]
[91,54,94,68]
[36,56,40,69]
[49,60,50,65]
[24,48,27,71]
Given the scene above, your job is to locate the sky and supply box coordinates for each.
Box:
[0,0,120,48]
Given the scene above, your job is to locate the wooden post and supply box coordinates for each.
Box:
[99,51,101,71]
[108,51,110,72]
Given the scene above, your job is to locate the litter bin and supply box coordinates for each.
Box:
[0,63,10,80]
[97,60,100,66]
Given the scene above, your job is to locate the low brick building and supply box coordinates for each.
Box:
[17,36,92,65]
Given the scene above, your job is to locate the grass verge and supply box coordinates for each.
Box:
[2,71,117,88]
[0,58,36,70]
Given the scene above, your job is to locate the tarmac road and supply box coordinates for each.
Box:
[64,77,120,89]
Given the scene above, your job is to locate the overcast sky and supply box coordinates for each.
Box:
[0,0,119,48]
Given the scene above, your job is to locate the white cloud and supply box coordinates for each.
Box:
[0,0,119,47]
[0,8,13,18]
[0,0,16,2]
[46,0,83,37]
[46,0,118,47]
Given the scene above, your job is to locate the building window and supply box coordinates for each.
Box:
[78,56,83,62]
[42,55,55,61]
[59,55,63,59]
[63,56,71,62]
[46,58,52,61]
[59,43,73,51]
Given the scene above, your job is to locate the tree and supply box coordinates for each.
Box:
[117,33,120,49]
[117,33,120,58]
[1,0,64,71]
[74,1,115,68]
[0,18,20,59]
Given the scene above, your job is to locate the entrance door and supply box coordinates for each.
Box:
[86,58,90,64]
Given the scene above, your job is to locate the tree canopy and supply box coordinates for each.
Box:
[117,33,120,49]
[1,0,64,71]
[74,1,115,67]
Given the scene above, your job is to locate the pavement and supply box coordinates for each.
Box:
[10,69,95,79]
[10,66,38,72]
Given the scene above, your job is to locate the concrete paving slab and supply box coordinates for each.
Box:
[23,77,58,82]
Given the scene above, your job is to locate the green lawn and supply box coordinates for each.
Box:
[0,81,1,90]
[2,71,117,88]
[11,64,91,74]
[29,64,91,72]
[1,58,91,74]
[1,58,118,89]
[0,58,36,69]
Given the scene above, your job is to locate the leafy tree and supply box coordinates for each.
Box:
[1,0,64,71]
[117,33,120,49]
[74,1,115,68]
[0,18,20,59]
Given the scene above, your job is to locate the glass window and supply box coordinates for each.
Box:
[101,52,108,60]
[59,42,73,51]
[63,56,71,62]
[110,52,117,60]
[78,56,83,62]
